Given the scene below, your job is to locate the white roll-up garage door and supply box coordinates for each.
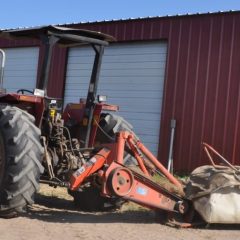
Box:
[1,47,39,92]
[64,42,167,156]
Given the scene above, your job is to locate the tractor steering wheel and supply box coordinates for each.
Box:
[17,89,34,95]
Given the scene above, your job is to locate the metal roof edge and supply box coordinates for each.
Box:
[1,10,239,31]
[70,9,240,25]
[54,10,240,26]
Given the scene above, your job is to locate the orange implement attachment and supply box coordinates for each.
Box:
[135,138,182,190]
[115,132,183,191]
[102,162,187,213]
[69,130,187,217]
[108,166,134,196]
[99,131,187,214]
[70,147,110,190]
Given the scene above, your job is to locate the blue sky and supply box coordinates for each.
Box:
[1,0,240,29]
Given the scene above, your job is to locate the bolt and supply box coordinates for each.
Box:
[118,176,126,185]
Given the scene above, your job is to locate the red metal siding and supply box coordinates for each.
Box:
[45,46,67,97]
[164,13,240,172]
[68,12,240,172]
[0,38,39,48]
[1,12,240,172]
[0,38,67,98]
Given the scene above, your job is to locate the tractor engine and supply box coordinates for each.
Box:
[41,101,86,183]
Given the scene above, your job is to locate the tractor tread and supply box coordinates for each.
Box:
[0,105,43,217]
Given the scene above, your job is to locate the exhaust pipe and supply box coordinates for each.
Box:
[0,49,6,93]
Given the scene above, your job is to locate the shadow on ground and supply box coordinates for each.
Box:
[24,194,155,224]
[22,194,240,230]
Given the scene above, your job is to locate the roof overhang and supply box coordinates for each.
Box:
[0,25,115,46]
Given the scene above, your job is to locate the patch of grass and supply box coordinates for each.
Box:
[121,202,149,212]
[39,184,73,200]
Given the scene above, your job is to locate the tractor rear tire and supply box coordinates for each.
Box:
[0,105,44,217]
[96,113,137,165]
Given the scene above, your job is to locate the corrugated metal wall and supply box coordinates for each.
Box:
[162,14,240,172]
[161,13,240,172]
[68,12,240,172]
[64,42,168,156]
[1,12,240,172]
[0,39,67,98]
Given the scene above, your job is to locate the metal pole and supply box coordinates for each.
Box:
[84,45,104,148]
[167,119,176,173]
[0,49,6,90]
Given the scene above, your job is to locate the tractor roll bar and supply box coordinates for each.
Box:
[0,49,6,90]
[0,25,115,147]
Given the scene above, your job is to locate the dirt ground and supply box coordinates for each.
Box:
[0,185,240,240]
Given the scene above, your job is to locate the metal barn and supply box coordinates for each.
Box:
[1,11,239,172]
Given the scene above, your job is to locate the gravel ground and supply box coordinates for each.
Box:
[0,185,240,240]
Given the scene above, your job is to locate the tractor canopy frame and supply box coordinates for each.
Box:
[0,25,115,147]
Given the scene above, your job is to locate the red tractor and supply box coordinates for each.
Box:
[0,25,187,220]
[0,26,238,226]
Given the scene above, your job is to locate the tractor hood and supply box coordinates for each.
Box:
[0,25,115,46]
